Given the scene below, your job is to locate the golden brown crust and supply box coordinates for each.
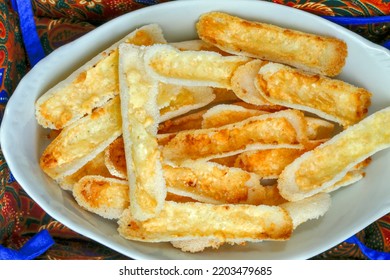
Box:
[73,175,130,219]
[40,96,122,180]
[196,12,347,77]
[162,109,307,163]
[35,24,167,130]
[144,44,251,89]
[278,107,390,201]
[255,62,372,127]
[118,201,293,242]
[234,143,322,179]
[165,161,263,204]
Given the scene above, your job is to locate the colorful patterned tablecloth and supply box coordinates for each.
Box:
[1,0,390,260]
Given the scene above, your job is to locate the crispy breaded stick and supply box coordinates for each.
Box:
[118,201,294,243]
[197,12,347,77]
[278,106,390,201]
[255,62,372,127]
[201,103,335,140]
[170,193,331,253]
[143,44,251,89]
[40,96,122,180]
[118,193,330,245]
[162,109,308,163]
[119,44,166,221]
[165,161,285,205]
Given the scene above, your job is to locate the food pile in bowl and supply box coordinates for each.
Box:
[34,11,390,253]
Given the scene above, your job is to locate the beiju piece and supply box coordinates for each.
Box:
[118,44,166,221]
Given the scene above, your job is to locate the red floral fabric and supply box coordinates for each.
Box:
[0,1,28,105]
[1,0,390,260]
[32,0,171,23]
[272,0,390,44]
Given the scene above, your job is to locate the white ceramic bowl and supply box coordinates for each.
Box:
[2,0,390,260]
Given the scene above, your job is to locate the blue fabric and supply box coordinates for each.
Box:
[0,68,8,104]
[323,15,390,50]
[345,235,390,260]
[10,0,46,66]
[0,230,54,260]
[323,15,390,25]
[383,39,390,50]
